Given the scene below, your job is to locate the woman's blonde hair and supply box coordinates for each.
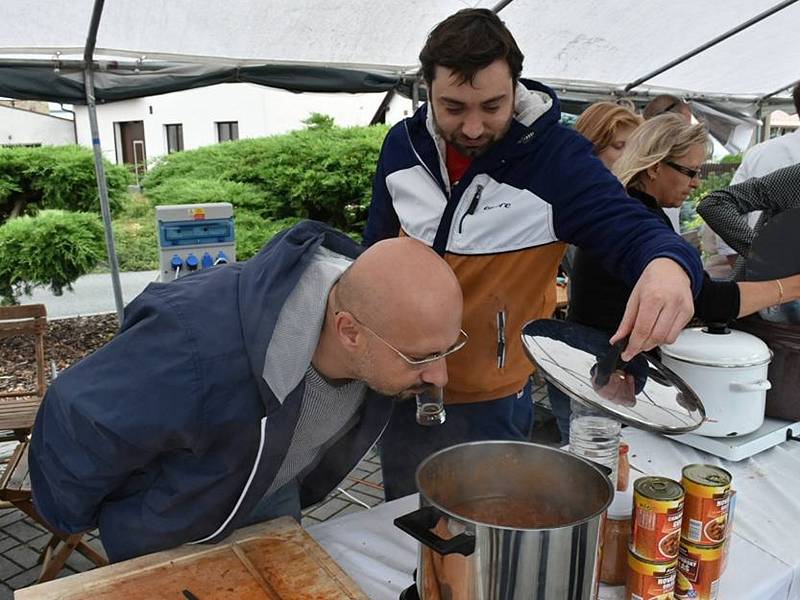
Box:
[612,114,709,191]
[575,101,643,155]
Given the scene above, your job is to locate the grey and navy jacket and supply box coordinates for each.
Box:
[364,80,703,404]
[29,221,393,562]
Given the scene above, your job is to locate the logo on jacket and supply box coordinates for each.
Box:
[482,202,512,211]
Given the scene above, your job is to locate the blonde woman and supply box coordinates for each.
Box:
[575,101,643,169]
[569,113,800,335]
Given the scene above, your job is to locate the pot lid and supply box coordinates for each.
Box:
[521,319,705,434]
[661,326,772,367]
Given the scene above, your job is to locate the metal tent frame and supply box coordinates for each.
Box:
[1,0,798,322]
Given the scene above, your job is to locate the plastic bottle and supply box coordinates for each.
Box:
[569,399,621,484]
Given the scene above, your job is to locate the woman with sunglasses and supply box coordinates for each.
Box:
[553,115,800,437]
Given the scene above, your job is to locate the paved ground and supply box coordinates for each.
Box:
[21,271,159,319]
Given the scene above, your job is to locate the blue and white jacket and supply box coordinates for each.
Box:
[29,221,393,561]
[365,80,703,403]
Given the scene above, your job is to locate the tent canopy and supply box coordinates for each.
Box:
[1,0,798,110]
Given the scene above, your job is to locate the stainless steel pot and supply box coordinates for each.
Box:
[394,441,614,600]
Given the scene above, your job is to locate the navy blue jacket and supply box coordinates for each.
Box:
[29,221,393,561]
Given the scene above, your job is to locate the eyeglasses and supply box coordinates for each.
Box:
[335,309,468,366]
[664,160,701,180]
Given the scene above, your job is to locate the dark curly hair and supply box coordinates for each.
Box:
[419,8,523,87]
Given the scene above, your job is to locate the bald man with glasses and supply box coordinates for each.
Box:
[30,220,464,562]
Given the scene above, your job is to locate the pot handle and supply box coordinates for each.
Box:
[394,506,476,556]
[730,380,772,392]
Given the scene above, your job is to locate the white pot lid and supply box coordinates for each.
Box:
[661,326,772,368]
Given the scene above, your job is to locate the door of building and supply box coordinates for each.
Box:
[117,121,147,183]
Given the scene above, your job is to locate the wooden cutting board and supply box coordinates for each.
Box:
[16,517,368,599]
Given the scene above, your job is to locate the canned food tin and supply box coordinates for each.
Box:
[632,476,684,561]
[626,549,677,600]
[676,540,724,599]
[681,464,732,545]
[720,490,736,573]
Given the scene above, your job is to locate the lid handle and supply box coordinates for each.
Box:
[591,338,628,387]
[704,322,731,335]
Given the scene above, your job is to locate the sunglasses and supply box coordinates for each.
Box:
[335,310,468,366]
[664,160,701,180]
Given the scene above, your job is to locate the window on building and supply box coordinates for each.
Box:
[217,121,239,143]
[165,124,184,153]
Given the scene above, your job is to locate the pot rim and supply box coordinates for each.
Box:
[414,440,614,532]
[661,351,772,369]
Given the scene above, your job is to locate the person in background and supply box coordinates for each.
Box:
[564,115,800,436]
[704,81,800,273]
[548,100,644,438]
[643,94,692,122]
[29,221,465,561]
[575,101,644,169]
[698,163,800,323]
[643,94,693,233]
[364,9,705,499]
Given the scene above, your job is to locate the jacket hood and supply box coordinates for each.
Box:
[237,221,363,409]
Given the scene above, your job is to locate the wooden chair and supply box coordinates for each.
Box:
[0,304,48,442]
[0,442,108,582]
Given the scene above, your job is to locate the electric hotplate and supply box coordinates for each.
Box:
[670,416,800,461]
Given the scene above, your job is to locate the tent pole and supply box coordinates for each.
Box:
[84,70,125,324]
[624,0,799,92]
[491,0,517,12]
[83,0,125,324]
[758,79,799,103]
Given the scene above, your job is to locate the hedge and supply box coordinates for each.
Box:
[0,210,106,303]
[142,124,389,234]
[0,145,131,223]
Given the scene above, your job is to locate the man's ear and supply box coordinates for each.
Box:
[335,312,362,349]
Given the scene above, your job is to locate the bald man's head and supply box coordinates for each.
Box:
[329,237,463,397]
[337,237,461,332]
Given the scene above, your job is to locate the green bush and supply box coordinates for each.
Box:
[142,124,389,234]
[0,210,106,303]
[720,153,742,164]
[681,171,735,232]
[0,145,131,223]
[145,178,269,214]
[235,213,302,260]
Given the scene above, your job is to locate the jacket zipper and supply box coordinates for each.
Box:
[457,184,484,234]
[403,120,449,198]
[187,416,268,544]
[496,310,506,369]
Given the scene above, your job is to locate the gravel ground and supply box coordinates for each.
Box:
[0,313,118,393]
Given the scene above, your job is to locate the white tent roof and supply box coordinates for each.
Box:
[1,0,798,107]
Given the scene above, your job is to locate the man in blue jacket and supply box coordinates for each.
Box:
[365,9,704,499]
[29,221,464,561]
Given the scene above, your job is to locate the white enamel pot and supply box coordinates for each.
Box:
[661,325,772,437]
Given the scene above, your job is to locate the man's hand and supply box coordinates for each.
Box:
[611,258,694,361]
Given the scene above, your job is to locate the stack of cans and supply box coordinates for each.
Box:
[626,476,684,599]
[675,465,734,600]
[624,466,735,600]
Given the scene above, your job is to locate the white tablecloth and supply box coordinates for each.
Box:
[309,430,800,599]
